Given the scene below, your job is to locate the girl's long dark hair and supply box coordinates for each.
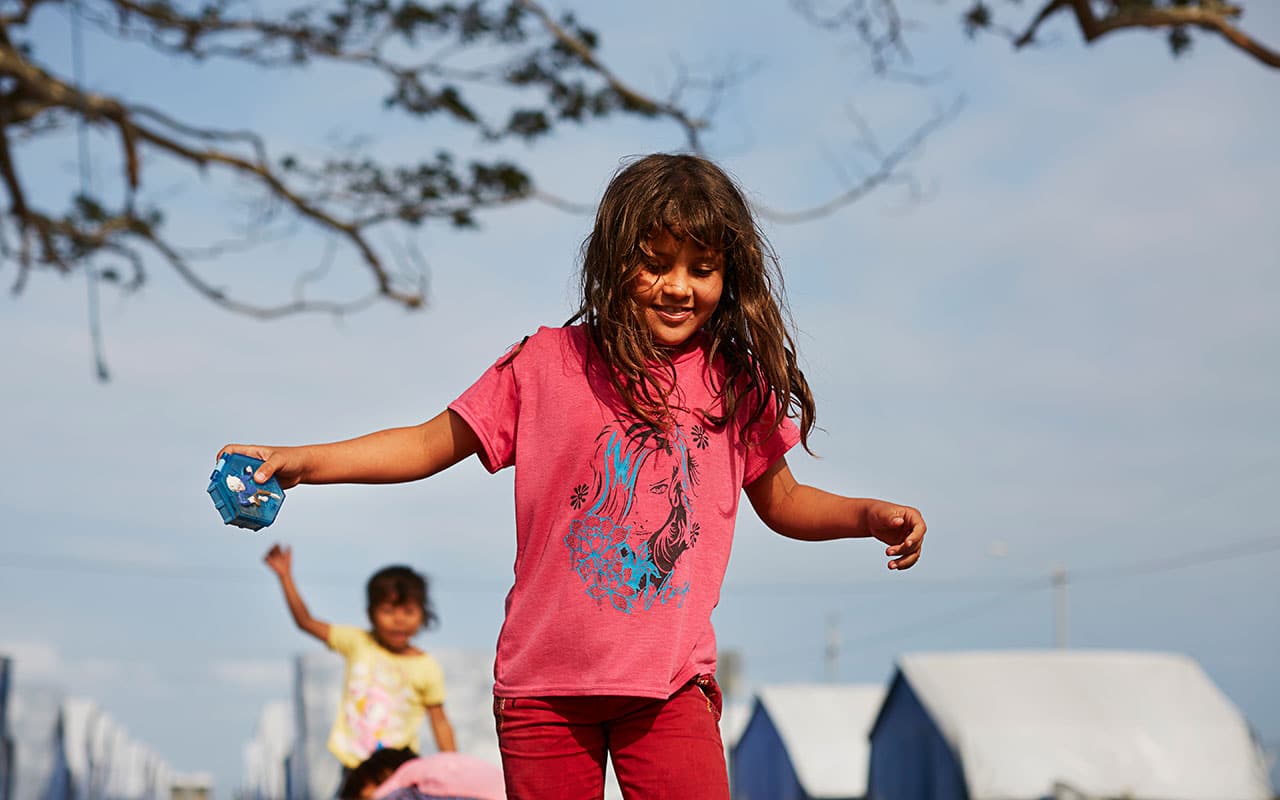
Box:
[567,153,817,452]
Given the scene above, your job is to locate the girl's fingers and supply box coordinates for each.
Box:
[886,537,919,557]
[220,443,265,460]
[895,516,926,554]
[887,516,925,567]
[889,541,922,568]
[255,453,296,485]
[889,550,920,570]
[253,459,276,483]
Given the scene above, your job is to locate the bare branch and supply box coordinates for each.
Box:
[532,189,596,215]
[146,232,389,319]
[791,0,944,82]
[1010,0,1071,48]
[757,96,961,224]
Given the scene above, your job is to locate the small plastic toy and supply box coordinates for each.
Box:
[208,453,285,530]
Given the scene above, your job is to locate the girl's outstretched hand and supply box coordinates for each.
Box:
[263,543,293,577]
[218,444,308,490]
[866,501,926,571]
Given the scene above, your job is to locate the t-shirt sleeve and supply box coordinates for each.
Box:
[413,655,447,707]
[326,623,363,656]
[448,341,524,474]
[741,400,802,487]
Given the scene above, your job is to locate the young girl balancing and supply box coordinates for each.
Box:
[220,153,926,800]
[263,544,457,768]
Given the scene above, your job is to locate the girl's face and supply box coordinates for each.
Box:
[631,228,724,348]
[369,601,423,653]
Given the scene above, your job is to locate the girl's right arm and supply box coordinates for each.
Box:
[264,543,330,643]
[219,409,481,489]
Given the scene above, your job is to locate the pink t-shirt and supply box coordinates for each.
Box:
[450,325,799,699]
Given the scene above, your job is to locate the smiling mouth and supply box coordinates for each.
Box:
[654,306,693,322]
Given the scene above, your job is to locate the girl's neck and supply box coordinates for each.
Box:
[372,632,421,656]
[652,329,706,364]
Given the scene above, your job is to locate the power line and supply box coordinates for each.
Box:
[0,551,1059,593]
[833,534,1280,651]
[0,553,329,585]
[1072,535,1280,583]
[2,532,1277,593]
[839,582,1049,650]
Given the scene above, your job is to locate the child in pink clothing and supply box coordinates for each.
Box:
[219,153,926,800]
[374,753,506,800]
[338,749,504,800]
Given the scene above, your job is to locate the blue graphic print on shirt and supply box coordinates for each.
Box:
[563,419,710,613]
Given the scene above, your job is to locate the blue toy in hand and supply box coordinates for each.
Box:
[208,453,285,530]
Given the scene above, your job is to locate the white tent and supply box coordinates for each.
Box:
[2,661,183,800]
[58,699,176,800]
[868,650,1273,800]
[732,684,886,800]
[242,701,293,800]
[6,683,66,800]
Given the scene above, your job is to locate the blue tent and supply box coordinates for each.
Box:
[864,669,964,800]
[730,685,884,800]
[2,656,12,800]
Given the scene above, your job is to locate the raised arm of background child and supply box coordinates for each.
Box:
[219,410,482,490]
[425,705,457,752]
[263,543,331,642]
[744,456,927,571]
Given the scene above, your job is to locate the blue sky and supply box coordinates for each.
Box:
[3,0,1279,794]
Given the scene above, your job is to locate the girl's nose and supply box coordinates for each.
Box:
[662,269,692,298]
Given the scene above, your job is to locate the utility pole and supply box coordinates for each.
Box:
[824,613,841,681]
[1052,566,1069,649]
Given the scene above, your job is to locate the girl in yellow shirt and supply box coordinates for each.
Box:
[264,543,456,766]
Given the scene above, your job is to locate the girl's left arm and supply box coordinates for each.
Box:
[425,704,457,752]
[744,456,926,570]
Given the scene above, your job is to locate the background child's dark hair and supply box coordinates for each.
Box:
[366,565,438,629]
[568,152,816,451]
[338,747,417,799]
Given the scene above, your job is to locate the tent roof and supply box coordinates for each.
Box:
[890,650,1272,800]
[755,684,885,799]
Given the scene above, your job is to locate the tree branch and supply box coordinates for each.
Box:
[0,26,434,309]
[514,0,709,150]
[1016,0,1280,69]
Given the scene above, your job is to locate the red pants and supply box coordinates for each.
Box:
[493,675,729,800]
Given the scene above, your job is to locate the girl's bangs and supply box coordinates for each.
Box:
[654,195,737,250]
